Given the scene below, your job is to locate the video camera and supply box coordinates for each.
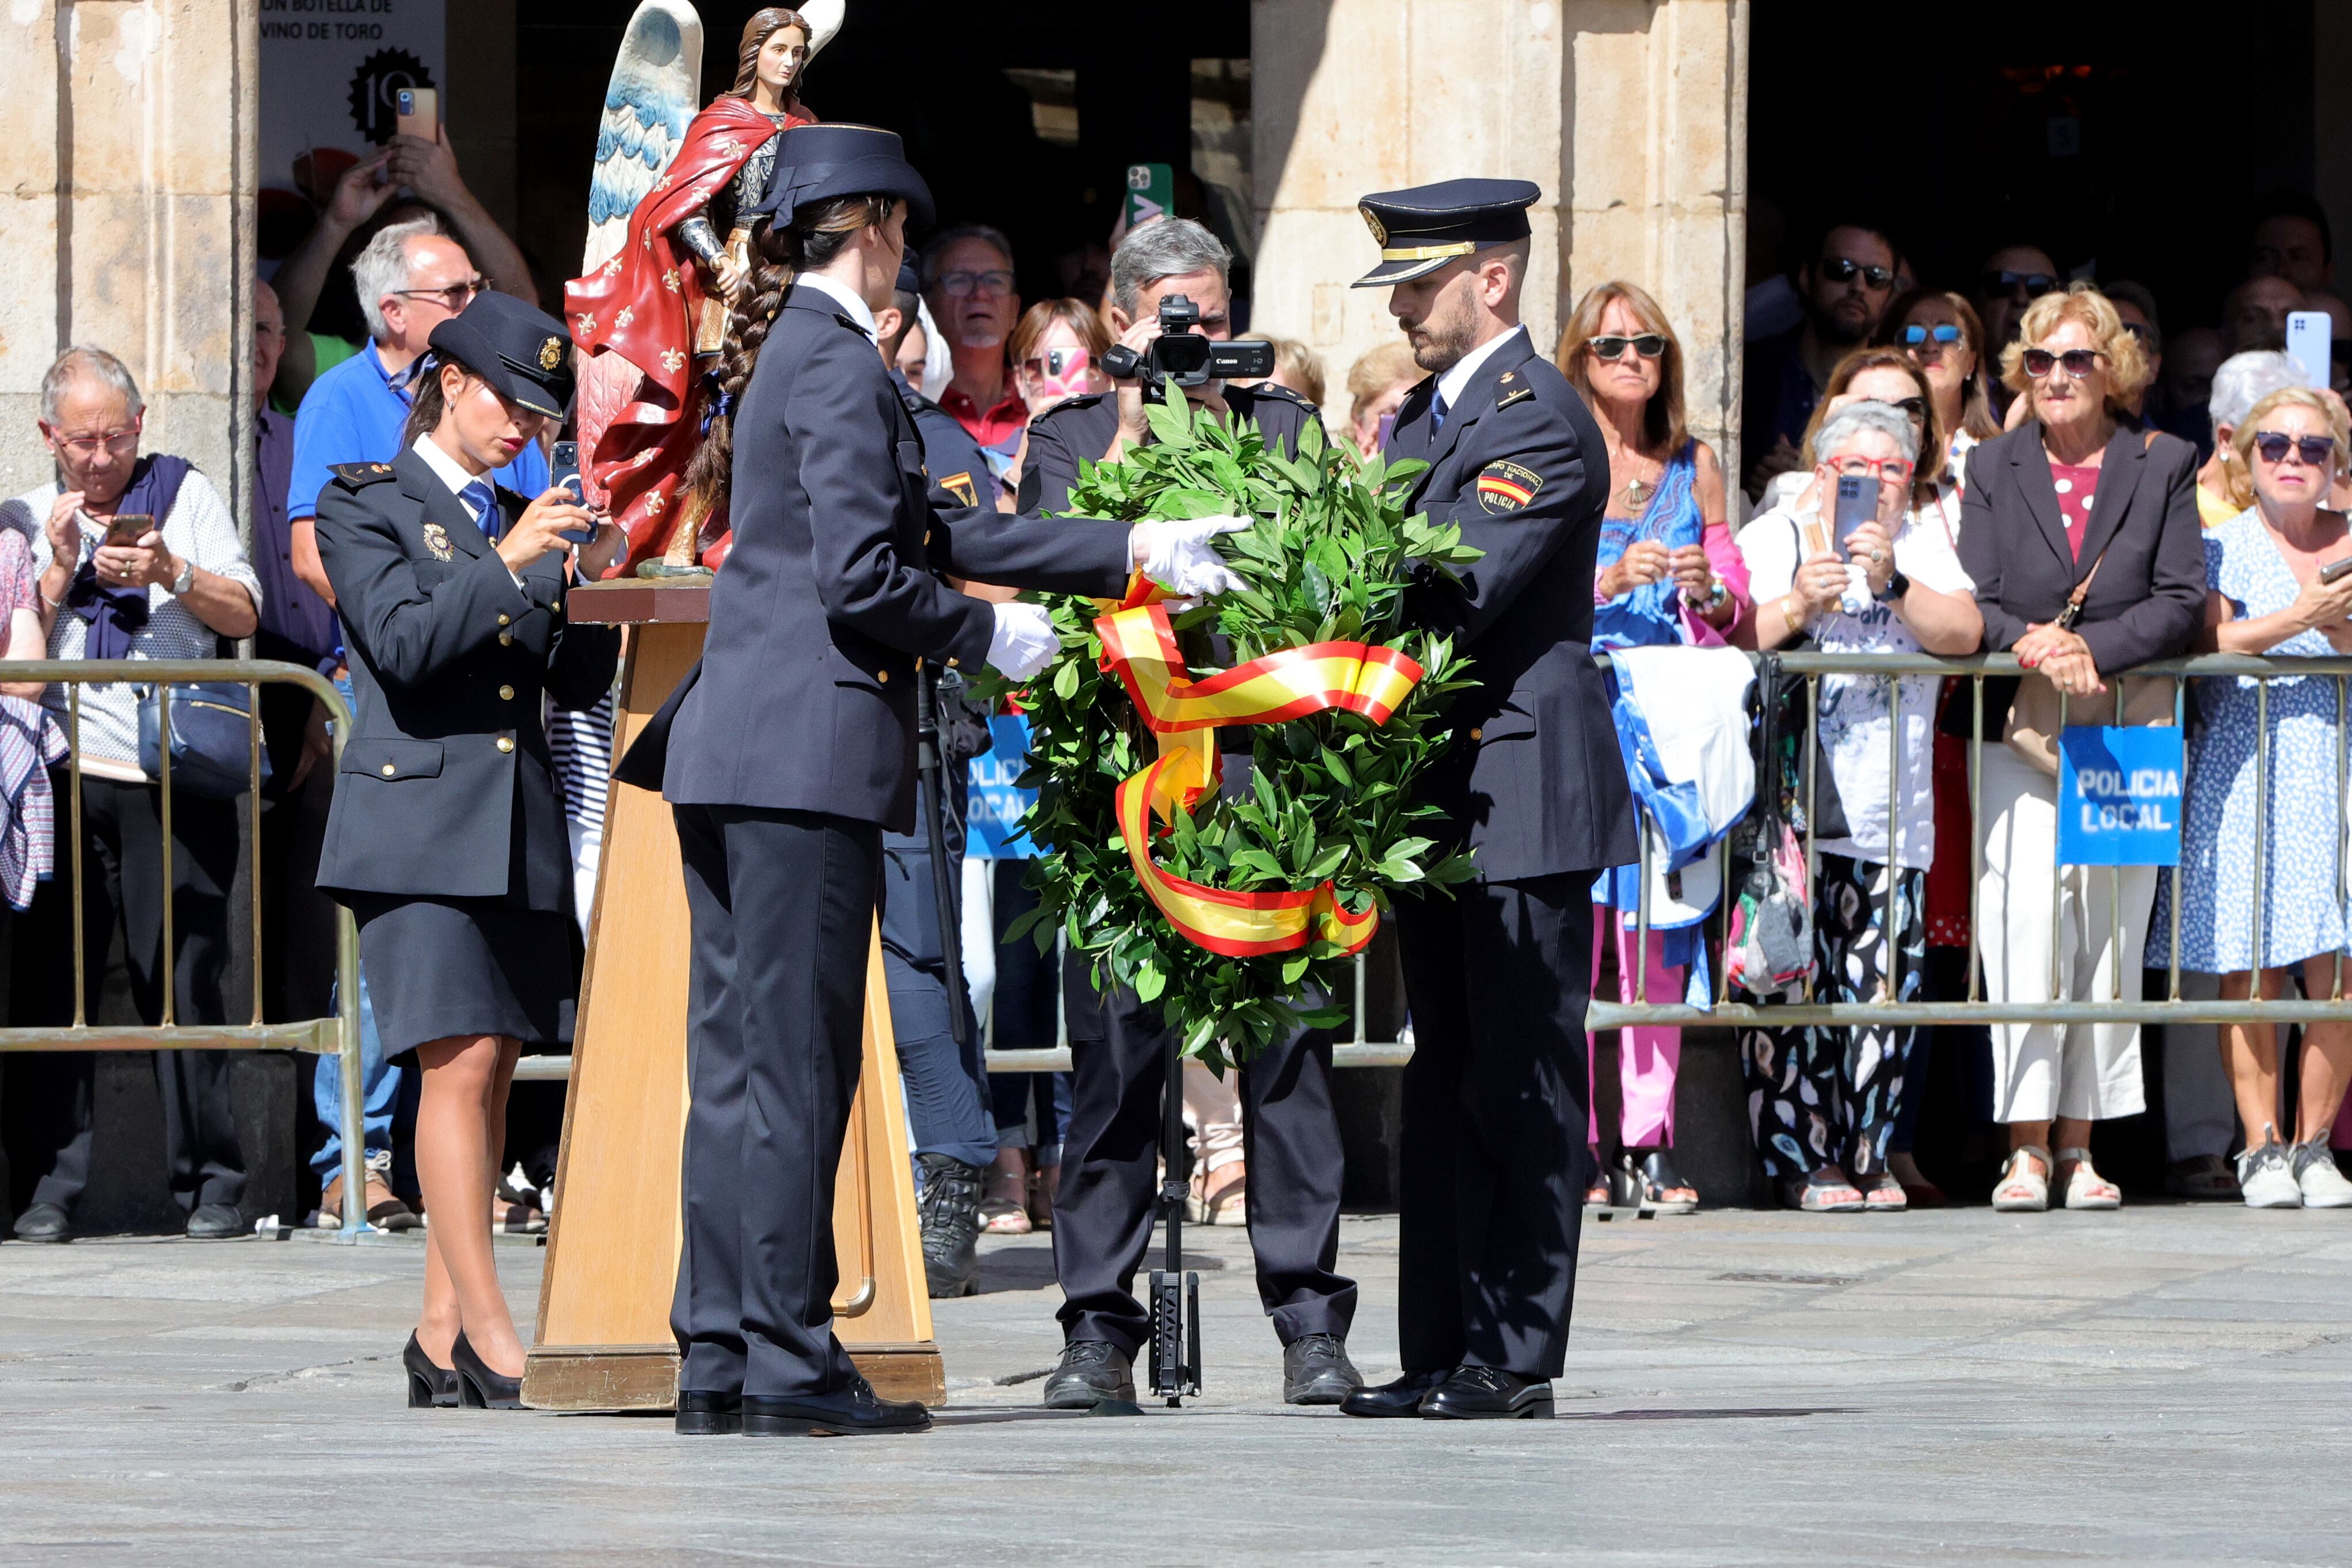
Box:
[1101,295,1276,404]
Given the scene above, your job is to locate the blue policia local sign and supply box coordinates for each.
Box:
[2054,726,2184,867]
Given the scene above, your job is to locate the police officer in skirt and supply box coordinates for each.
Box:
[1333,181,1636,1421]
[618,125,1248,1437]
[313,292,625,1410]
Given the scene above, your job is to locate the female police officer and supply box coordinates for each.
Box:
[313,292,623,1411]
[622,124,1244,1437]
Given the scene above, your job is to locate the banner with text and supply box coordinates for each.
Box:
[2056,726,2184,867]
[258,0,445,194]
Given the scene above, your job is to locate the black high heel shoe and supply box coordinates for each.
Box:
[450,1332,526,1410]
[404,1331,460,1409]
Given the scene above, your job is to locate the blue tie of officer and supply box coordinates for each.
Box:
[1429,390,1449,434]
[460,479,499,539]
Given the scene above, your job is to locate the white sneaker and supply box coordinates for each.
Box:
[2239,1136,2303,1209]
[2292,1139,2352,1209]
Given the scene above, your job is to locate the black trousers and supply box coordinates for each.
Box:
[1055,958,1355,1355]
[671,803,880,1399]
[1392,873,1593,1379]
[6,773,244,1214]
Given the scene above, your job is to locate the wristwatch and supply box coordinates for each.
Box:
[1873,569,1910,604]
[169,556,195,596]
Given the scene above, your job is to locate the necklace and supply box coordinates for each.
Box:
[1620,475,1654,510]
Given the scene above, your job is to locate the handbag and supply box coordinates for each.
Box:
[2001,542,2176,778]
[138,680,272,799]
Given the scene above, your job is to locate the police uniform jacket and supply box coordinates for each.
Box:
[1015,381,1318,517]
[312,448,621,907]
[1387,329,1635,882]
[657,284,1133,831]
[893,369,991,512]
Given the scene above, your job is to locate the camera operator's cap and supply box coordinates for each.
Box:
[747,123,936,235]
[1351,178,1542,287]
[424,291,574,418]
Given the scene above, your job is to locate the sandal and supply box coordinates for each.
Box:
[1203,1165,1247,1228]
[1992,1145,2050,1212]
[1026,1163,1058,1232]
[1585,1150,1609,1207]
[1860,1171,1908,1212]
[1636,1150,1699,1215]
[1889,1152,1946,1208]
[2054,1147,2121,1211]
[1782,1170,1864,1213]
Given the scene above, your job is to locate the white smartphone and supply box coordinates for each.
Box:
[2288,310,2331,391]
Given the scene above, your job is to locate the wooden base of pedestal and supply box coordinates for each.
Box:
[523,592,941,1413]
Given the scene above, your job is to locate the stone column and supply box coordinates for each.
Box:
[1252,0,1748,474]
[1,0,257,520]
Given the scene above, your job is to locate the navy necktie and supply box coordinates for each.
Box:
[460,480,499,539]
[1429,389,1449,435]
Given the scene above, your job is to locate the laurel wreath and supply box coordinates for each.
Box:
[979,399,1482,1066]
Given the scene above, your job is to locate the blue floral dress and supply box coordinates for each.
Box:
[2155,510,2352,972]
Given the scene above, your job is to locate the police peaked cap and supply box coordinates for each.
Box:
[747,123,937,235]
[425,291,574,419]
[1352,178,1542,286]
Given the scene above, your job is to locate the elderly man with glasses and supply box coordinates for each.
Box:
[920,223,1028,455]
[279,214,551,1234]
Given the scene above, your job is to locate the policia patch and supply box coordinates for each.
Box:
[939,470,978,508]
[1476,460,1543,514]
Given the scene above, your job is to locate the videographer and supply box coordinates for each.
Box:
[1016,218,1317,515]
[1013,218,1364,1415]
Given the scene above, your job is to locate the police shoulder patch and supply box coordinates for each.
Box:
[1475,459,1543,514]
[939,471,977,508]
[1495,370,1535,410]
[328,461,397,488]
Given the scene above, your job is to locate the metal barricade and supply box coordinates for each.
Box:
[0,659,367,1236]
[1588,649,2352,1031]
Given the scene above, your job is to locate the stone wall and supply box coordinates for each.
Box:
[1251,0,1748,474]
[2,0,256,520]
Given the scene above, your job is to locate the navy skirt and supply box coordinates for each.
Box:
[347,893,572,1054]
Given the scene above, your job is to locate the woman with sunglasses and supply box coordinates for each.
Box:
[1764,348,1951,517]
[1555,281,1748,1213]
[1000,299,1112,511]
[1877,289,2002,492]
[1958,283,2203,1213]
[2160,387,2352,1209]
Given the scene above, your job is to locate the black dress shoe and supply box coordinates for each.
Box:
[1338,1367,1447,1418]
[1421,1365,1554,1419]
[450,1332,526,1410]
[185,1202,243,1240]
[1282,1333,1363,1405]
[403,1333,460,1409]
[12,1202,70,1243]
[741,1375,931,1436]
[918,1153,983,1299]
[675,1390,742,1435]
[1040,1338,1133,1410]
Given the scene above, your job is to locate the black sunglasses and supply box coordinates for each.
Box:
[1900,324,1962,349]
[1982,269,2059,299]
[2252,431,2338,466]
[1821,257,1895,290]
[1588,333,1668,362]
[2022,347,2104,379]
[1889,395,1927,423]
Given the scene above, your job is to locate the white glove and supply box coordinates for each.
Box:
[985,601,1060,682]
[1129,516,1249,599]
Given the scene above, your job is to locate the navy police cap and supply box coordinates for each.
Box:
[424,290,574,419]
[896,253,922,296]
[748,123,937,236]
[1352,178,1542,287]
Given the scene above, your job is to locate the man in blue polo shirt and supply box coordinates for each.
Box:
[287,214,550,1230]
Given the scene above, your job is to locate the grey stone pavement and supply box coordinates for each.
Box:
[2,1205,2349,1566]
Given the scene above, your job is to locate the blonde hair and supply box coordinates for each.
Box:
[1794,347,1947,493]
[1265,337,1325,408]
[1345,340,1420,425]
[1997,282,2154,411]
[2232,387,2352,497]
[1555,280,1688,455]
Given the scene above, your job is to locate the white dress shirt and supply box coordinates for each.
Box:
[794,270,879,340]
[1434,324,1529,417]
[412,435,528,589]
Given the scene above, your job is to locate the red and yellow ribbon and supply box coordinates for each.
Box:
[1092,588,1424,960]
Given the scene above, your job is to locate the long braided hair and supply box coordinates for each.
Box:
[680,192,899,532]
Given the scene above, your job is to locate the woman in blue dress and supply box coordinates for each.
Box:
[2161,387,2352,1208]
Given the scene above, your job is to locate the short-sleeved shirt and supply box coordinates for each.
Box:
[1740,489,1974,870]
[287,340,549,522]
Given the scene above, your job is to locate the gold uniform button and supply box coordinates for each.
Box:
[380,762,396,776]
[946,656,959,669]
[498,632,513,646]
[497,613,511,627]
[877,668,889,684]
[1470,726,1483,741]
[498,684,515,701]
[496,736,515,753]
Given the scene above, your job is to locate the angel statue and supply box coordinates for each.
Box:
[565,2,842,576]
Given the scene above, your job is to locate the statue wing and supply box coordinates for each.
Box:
[801,0,846,60]
[582,0,705,275]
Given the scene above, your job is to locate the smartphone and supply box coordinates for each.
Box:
[547,440,595,543]
[1124,162,1173,230]
[2320,555,2352,584]
[394,87,438,143]
[101,512,154,549]
[1831,474,1874,551]
[2289,310,2332,391]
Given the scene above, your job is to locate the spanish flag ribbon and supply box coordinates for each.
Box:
[1091,599,1424,960]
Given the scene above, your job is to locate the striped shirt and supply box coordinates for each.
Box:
[546,691,615,834]
[7,469,264,779]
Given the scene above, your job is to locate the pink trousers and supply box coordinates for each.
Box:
[1589,909,1685,1148]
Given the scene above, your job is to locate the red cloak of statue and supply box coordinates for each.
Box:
[564,94,811,575]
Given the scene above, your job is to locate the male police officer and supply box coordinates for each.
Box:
[1337,181,1635,1421]
[1022,218,1364,1411]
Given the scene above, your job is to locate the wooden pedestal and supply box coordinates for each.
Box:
[523,583,942,1411]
